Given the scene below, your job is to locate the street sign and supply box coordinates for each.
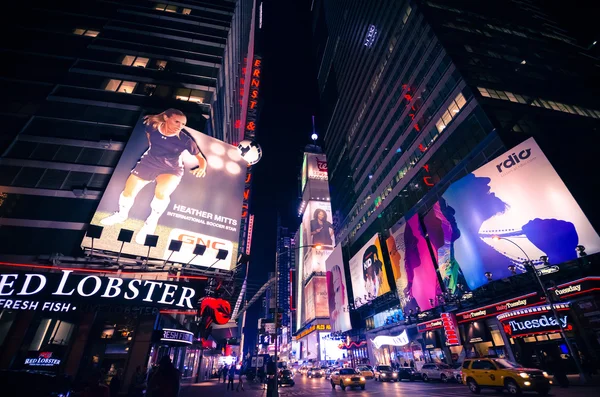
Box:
[264,322,276,334]
[251,357,257,368]
[257,356,264,368]
[536,266,559,276]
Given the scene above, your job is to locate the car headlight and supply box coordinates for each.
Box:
[542,371,549,378]
[381,373,386,377]
[345,378,351,382]
[360,377,366,381]
[392,373,397,377]
[519,372,530,379]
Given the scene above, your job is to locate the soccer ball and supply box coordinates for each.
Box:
[237,139,262,165]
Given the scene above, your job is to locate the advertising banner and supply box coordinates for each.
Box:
[84,109,247,270]
[314,276,329,318]
[0,270,205,311]
[303,200,335,249]
[304,280,315,322]
[439,137,600,290]
[325,245,351,332]
[306,153,329,182]
[349,234,390,308]
[423,202,469,295]
[386,214,442,312]
[497,304,572,338]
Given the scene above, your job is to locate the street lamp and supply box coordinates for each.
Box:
[272,243,324,397]
[492,236,586,382]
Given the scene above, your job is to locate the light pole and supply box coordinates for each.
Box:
[492,236,587,383]
[273,243,322,397]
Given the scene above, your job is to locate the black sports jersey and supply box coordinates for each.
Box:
[140,125,201,170]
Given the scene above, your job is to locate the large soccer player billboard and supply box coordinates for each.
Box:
[326,245,351,332]
[439,137,600,290]
[386,214,442,312]
[349,234,391,308]
[83,108,247,270]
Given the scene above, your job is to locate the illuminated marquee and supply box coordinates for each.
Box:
[295,323,331,340]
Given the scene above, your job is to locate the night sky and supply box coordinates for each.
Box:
[241,0,317,354]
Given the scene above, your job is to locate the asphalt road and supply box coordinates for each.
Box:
[181,375,600,397]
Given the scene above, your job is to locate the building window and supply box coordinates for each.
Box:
[174,88,209,104]
[73,28,100,37]
[182,8,191,15]
[121,55,149,68]
[155,60,168,70]
[154,3,177,12]
[105,79,137,93]
[478,86,600,119]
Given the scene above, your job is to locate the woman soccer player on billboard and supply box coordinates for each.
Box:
[101,108,207,244]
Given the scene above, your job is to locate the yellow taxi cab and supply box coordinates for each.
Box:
[462,358,551,395]
[330,368,366,390]
[355,365,375,379]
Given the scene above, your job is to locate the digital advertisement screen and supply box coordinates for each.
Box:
[303,276,329,322]
[303,200,335,249]
[423,202,469,295]
[83,109,247,270]
[386,214,442,312]
[349,234,390,308]
[439,137,600,290]
[325,245,351,332]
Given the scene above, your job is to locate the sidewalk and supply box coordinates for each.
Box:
[181,377,267,397]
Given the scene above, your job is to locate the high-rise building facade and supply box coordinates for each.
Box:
[311,0,600,371]
[0,0,260,390]
[312,0,600,277]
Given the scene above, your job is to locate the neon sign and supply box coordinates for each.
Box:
[24,352,61,367]
[160,328,194,344]
[364,25,378,47]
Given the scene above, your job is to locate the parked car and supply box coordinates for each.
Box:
[397,367,420,381]
[374,365,398,382]
[307,367,325,378]
[462,358,551,395]
[331,368,366,390]
[278,369,295,387]
[450,363,463,383]
[355,366,375,379]
[420,362,457,383]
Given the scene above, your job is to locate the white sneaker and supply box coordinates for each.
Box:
[135,222,157,245]
[100,212,128,226]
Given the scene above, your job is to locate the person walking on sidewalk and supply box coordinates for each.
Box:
[227,365,236,390]
[236,368,245,392]
[222,365,228,383]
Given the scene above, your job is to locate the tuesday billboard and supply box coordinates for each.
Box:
[349,234,391,308]
[386,214,442,312]
[440,137,600,290]
[83,108,247,270]
[325,245,351,332]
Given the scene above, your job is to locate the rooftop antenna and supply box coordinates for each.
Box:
[311,115,318,143]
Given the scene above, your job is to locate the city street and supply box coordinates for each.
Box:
[181,376,600,397]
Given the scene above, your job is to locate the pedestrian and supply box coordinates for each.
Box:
[83,371,110,397]
[148,356,180,397]
[227,365,236,390]
[409,359,415,368]
[109,369,123,397]
[130,366,147,397]
[236,368,245,392]
[222,365,229,383]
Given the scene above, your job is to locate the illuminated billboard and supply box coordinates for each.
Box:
[303,200,335,248]
[326,245,351,332]
[84,109,247,270]
[422,203,468,295]
[349,234,390,308]
[386,214,442,312]
[304,276,328,322]
[439,137,600,290]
